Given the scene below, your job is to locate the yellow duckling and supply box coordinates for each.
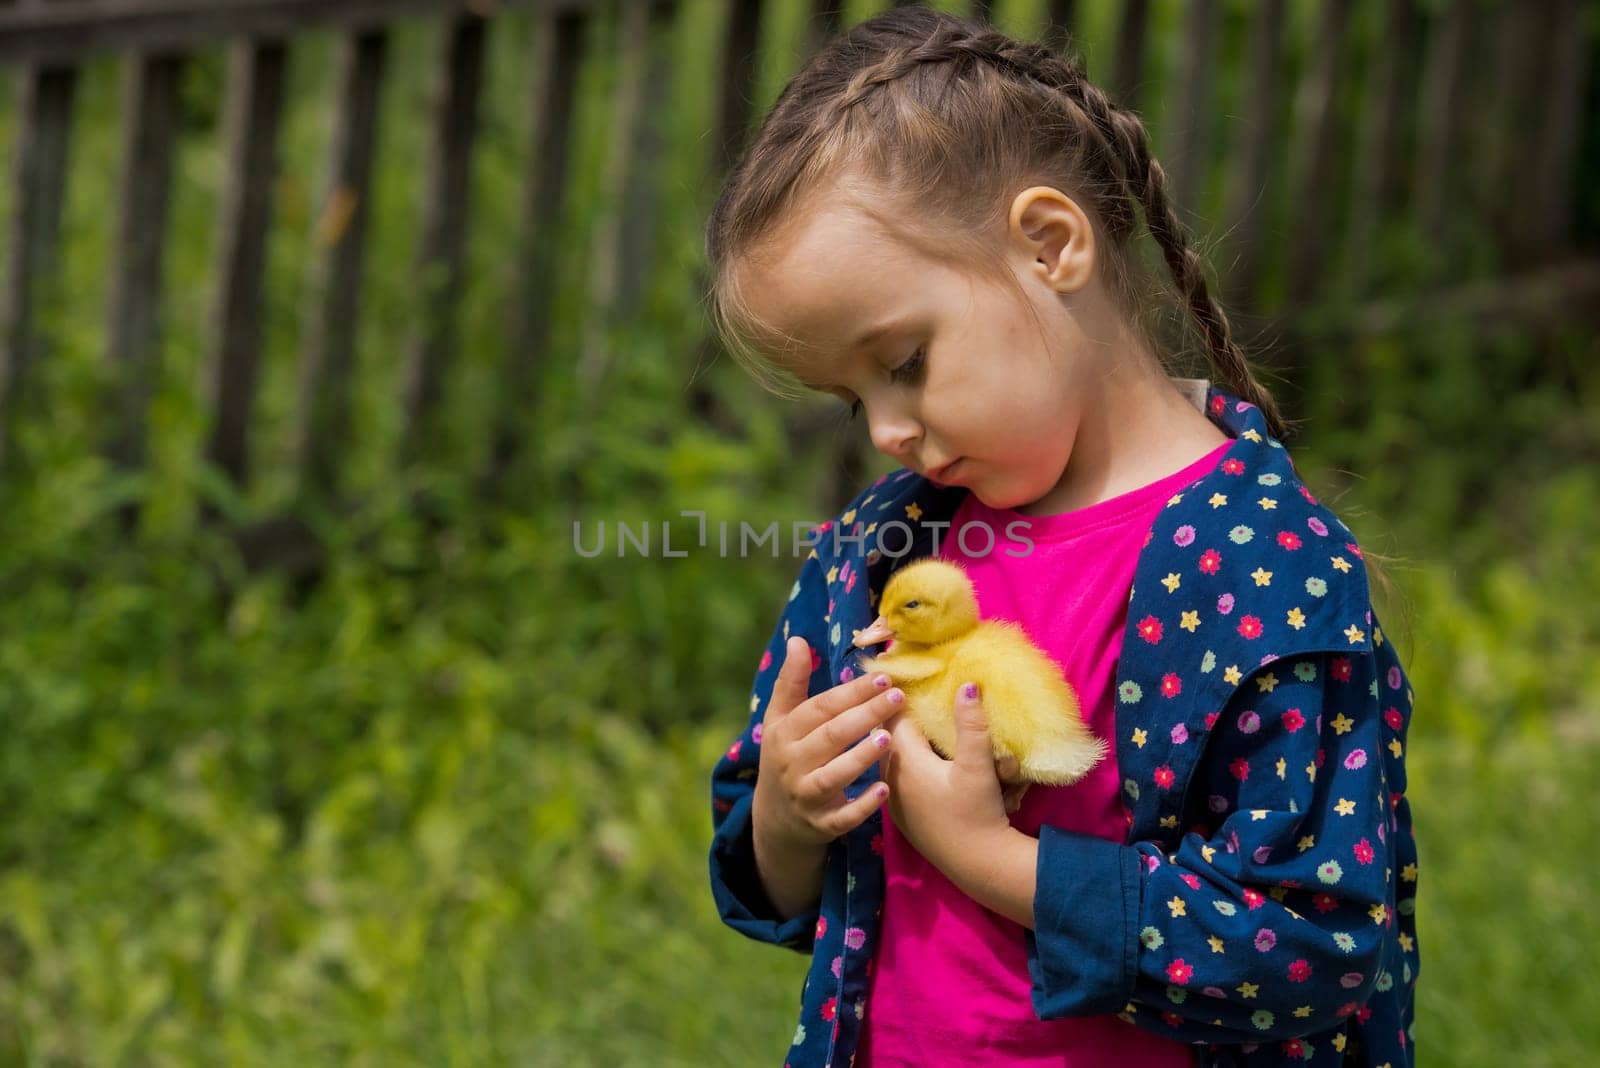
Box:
[852,558,1106,808]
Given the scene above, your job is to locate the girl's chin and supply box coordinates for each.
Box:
[977,479,1060,514]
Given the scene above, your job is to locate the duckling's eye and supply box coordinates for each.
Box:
[904,599,920,609]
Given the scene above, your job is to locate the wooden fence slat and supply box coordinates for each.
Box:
[1500,0,1587,270]
[0,59,76,458]
[807,0,841,55]
[577,0,651,392]
[1165,0,1219,218]
[401,11,485,453]
[1412,0,1473,265]
[1483,0,1548,270]
[1109,0,1148,107]
[0,0,605,66]
[712,0,763,177]
[615,0,674,320]
[1286,0,1352,309]
[487,8,583,486]
[298,28,386,499]
[206,37,287,489]
[1042,0,1076,54]
[1340,0,1419,302]
[1220,0,1285,311]
[104,49,182,473]
[1531,0,1591,255]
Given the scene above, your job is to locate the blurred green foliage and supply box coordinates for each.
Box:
[0,0,1594,1064]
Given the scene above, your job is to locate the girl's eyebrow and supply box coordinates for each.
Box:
[848,319,902,351]
[790,316,909,390]
[797,374,846,396]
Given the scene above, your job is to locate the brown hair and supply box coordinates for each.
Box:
[703,3,1294,440]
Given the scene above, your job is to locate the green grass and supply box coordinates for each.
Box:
[1408,727,1600,1066]
[1,486,1596,1065]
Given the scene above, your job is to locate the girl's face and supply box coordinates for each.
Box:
[737,185,1148,514]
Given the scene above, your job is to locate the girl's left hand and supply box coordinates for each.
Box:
[882,682,1012,875]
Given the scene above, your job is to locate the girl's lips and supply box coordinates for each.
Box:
[927,458,963,484]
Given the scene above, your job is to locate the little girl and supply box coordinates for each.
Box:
[706,8,1418,1067]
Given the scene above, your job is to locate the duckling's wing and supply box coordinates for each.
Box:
[860,650,946,684]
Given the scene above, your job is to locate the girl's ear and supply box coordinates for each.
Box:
[1008,185,1095,295]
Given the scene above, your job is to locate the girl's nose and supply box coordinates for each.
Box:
[866,404,922,462]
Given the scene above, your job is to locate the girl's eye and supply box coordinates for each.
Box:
[890,346,926,385]
[840,346,923,420]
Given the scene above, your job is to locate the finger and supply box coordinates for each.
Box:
[886,710,938,770]
[765,636,816,723]
[800,726,892,803]
[816,780,890,839]
[790,668,893,738]
[952,682,992,772]
[885,709,925,749]
[995,754,1021,783]
[797,685,903,767]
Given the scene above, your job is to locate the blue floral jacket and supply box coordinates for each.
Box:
[710,384,1420,1067]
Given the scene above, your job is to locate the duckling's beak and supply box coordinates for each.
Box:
[852,615,895,648]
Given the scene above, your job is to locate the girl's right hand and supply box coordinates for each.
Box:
[752,636,903,850]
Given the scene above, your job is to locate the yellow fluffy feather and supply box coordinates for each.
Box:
[852,558,1106,803]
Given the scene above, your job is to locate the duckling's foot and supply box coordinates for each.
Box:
[995,754,1027,813]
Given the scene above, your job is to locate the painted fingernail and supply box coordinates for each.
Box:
[886,688,904,705]
[961,682,979,701]
[873,731,890,748]
[872,674,891,688]
[876,783,889,797]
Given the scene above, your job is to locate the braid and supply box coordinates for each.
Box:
[831,15,1291,441]
[1064,75,1291,440]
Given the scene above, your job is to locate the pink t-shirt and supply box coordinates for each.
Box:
[857,441,1232,1067]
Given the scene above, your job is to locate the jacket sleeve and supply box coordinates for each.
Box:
[1026,649,1399,1042]
[708,544,837,954]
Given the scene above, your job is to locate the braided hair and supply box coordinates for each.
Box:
[705,4,1290,441]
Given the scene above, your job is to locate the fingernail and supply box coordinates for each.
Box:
[876,783,889,797]
[872,674,890,689]
[873,731,890,748]
[886,688,904,705]
[961,682,979,701]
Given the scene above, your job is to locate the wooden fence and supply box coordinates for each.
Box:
[0,0,1594,566]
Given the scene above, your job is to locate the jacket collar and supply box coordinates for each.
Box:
[825,382,1374,750]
